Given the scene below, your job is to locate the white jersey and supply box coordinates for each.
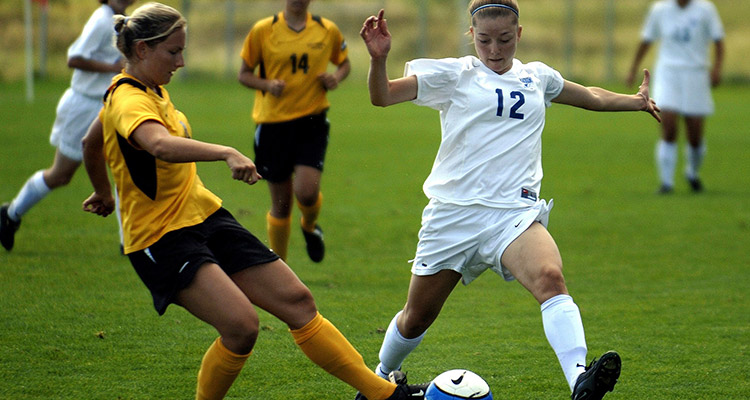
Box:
[641,0,724,70]
[67,4,121,98]
[405,56,564,208]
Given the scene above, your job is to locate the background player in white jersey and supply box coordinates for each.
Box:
[359,1,660,399]
[627,0,724,193]
[1,0,134,252]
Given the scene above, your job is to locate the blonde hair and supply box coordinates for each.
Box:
[468,0,520,26]
[113,2,186,59]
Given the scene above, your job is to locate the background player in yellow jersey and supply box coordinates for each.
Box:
[81,3,425,399]
[239,0,351,263]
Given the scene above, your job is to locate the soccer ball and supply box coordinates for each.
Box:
[425,369,493,400]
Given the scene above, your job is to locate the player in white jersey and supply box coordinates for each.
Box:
[359,1,660,400]
[627,0,725,193]
[1,0,134,252]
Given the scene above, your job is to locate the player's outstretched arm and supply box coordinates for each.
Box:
[360,9,417,107]
[130,121,262,185]
[553,69,661,122]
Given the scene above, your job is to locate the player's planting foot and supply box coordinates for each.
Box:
[0,203,21,251]
[657,184,673,195]
[302,224,324,262]
[571,351,621,400]
[687,176,704,192]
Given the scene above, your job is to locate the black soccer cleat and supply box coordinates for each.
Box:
[0,203,21,252]
[387,371,429,400]
[657,184,674,195]
[302,224,325,262]
[571,351,621,400]
[687,176,704,193]
[355,371,429,400]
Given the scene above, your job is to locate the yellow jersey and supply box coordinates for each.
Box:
[240,12,348,124]
[99,73,222,254]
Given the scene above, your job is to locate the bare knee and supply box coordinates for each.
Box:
[281,286,318,329]
[290,286,317,314]
[399,307,436,339]
[295,190,319,207]
[220,311,260,355]
[532,265,568,304]
[43,169,75,189]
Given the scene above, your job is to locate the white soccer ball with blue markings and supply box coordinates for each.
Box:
[425,369,493,400]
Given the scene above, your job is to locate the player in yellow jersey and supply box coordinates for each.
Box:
[80,3,425,399]
[239,0,351,263]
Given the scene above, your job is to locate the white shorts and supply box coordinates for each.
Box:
[411,198,554,284]
[49,88,103,161]
[653,65,714,116]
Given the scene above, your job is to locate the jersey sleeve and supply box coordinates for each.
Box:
[405,58,463,110]
[527,62,565,107]
[109,87,163,145]
[328,21,349,65]
[640,3,661,42]
[67,8,111,60]
[705,2,725,41]
[240,22,264,69]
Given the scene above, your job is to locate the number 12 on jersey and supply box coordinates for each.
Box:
[495,88,525,120]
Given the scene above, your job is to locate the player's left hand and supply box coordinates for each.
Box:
[318,73,339,91]
[360,9,392,59]
[638,69,661,123]
[83,192,115,217]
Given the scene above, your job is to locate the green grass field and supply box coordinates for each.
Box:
[0,78,748,399]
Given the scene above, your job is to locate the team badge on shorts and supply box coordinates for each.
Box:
[521,187,537,201]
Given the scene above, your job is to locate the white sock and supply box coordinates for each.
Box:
[655,140,677,187]
[541,294,588,392]
[685,142,706,180]
[7,170,51,221]
[375,311,425,379]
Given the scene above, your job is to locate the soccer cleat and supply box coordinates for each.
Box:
[355,371,429,400]
[302,224,325,262]
[687,176,704,193]
[657,184,673,195]
[387,371,429,400]
[0,203,21,251]
[385,383,428,400]
[571,351,621,400]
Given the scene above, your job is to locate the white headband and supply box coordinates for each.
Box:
[471,4,519,17]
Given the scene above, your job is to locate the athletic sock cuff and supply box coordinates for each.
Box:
[540,294,574,312]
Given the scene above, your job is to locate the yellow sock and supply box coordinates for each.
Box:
[298,192,322,233]
[290,312,397,400]
[196,337,250,400]
[266,212,291,260]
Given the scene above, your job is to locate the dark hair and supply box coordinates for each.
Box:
[468,0,520,26]
[113,2,186,59]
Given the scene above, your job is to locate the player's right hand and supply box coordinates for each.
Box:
[227,150,262,185]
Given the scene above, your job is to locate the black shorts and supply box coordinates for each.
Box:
[127,208,279,315]
[253,111,330,183]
